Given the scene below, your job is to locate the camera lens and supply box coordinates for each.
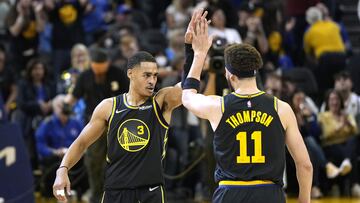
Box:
[216,39,222,46]
[210,56,225,71]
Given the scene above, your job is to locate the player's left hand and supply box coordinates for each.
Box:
[53,168,71,202]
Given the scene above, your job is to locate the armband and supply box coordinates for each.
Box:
[182,77,200,92]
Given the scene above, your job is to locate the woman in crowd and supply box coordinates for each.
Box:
[16,58,55,168]
[291,89,340,198]
[318,89,360,196]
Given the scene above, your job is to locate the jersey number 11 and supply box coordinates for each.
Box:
[236,131,265,164]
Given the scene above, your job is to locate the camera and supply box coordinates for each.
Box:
[209,37,227,74]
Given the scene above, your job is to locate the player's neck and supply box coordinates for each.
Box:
[233,78,260,95]
[126,89,149,106]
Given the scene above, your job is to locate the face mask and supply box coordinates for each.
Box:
[155,56,167,67]
[61,102,73,116]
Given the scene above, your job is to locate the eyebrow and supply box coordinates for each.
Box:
[143,72,158,75]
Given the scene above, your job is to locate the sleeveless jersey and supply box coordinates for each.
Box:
[214,91,285,186]
[104,94,169,190]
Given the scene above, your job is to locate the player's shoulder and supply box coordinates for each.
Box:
[94,97,116,118]
[276,98,291,109]
[101,97,115,106]
[276,98,293,115]
[275,98,295,129]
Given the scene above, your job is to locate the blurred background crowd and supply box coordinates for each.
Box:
[1,0,360,202]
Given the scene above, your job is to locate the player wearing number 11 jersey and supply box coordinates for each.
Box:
[181,19,313,203]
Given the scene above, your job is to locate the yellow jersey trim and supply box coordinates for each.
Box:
[219,180,274,186]
[274,97,278,112]
[152,97,169,130]
[107,97,116,133]
[123,94,139,109]
[101,191,105,203]
[162,129,169,160]
[221,97,225,113]
[160,185,165,203]
[106,97,116,163]
[232,91,265,99]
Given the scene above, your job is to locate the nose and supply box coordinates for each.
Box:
[148,76,156,85]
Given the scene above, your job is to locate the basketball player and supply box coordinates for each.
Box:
[52,9,209,203]
[181,18,313,203]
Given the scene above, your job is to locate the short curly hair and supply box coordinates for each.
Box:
[224,43,263,72]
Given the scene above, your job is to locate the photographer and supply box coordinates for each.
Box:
[203,37,230,97]
[35,94,84,198]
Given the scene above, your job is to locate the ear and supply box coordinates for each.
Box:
[229,73,237,82]
[127,69,132,79]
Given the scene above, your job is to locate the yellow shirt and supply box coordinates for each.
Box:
[318,111,358,146]
[304,20,345,59]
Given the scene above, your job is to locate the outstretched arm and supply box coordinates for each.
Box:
[181,14,222,130]
[155,9,208,122]
[278,100,312,203]
[53,98,112,202]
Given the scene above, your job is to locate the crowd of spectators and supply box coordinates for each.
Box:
[1,0,360,202]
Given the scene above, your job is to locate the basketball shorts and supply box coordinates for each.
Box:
[101,185,166,203]
[212,180,285,203]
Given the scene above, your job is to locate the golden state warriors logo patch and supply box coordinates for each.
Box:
[117,119,150,152]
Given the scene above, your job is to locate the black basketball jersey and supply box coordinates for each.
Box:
[104,94,169,190]
[214,91,285,186]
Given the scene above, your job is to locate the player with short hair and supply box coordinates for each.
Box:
[53,9,209,203]
[182,17,313,203]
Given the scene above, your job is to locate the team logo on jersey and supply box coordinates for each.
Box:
[117,119,150,152]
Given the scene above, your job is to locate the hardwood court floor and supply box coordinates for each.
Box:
[36,194,360,203]
[37,198,360,203]
[287,198,360,203]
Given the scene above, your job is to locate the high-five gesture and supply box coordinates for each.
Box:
[192,14,213,54]
[185,9,210,44]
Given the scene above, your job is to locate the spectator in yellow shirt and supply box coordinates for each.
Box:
[304,7,346,95]
[318,90,360,197]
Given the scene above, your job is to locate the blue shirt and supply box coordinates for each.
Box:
[82,0,110,32]
[35,85,47,102]
[35,115,83,158]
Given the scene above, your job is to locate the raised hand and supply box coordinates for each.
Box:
[185,8,210,44]
[32,1,44,14]
[16,3,25,16]
[192,14,213,54]
[185,9,202,44]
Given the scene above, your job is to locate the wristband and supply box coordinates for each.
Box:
[182,77,200,92]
